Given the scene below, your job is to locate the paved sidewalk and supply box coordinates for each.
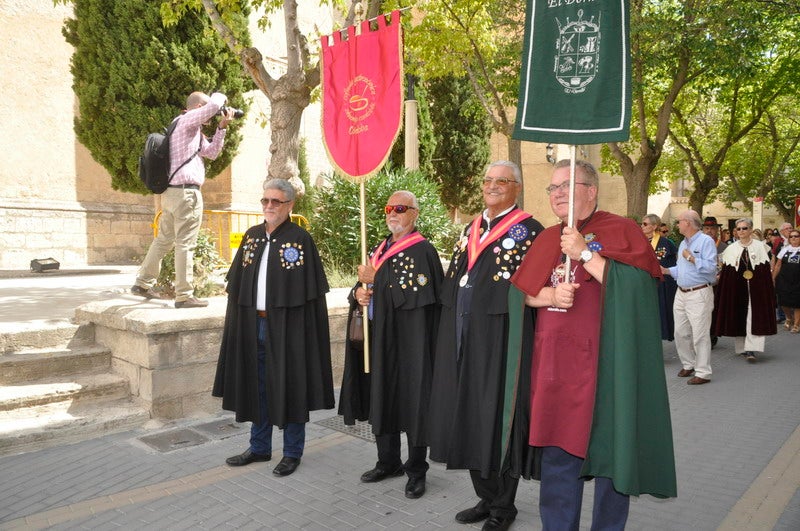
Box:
[1,270,799,530]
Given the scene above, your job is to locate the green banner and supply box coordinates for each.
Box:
[513,0,631,144]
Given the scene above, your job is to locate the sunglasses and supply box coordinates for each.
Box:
[261,197,291,206]
[790,234,800,238]
[483,177,518,187]
[384,205,416,214]
[660,229,669,234]
[735,226,750,231]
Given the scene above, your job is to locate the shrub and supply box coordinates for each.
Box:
[156,229,227,298]
[310,166,461,270]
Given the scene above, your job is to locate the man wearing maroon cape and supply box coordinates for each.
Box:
[510,160,676,529]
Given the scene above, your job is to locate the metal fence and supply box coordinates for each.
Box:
[151,210,310,263]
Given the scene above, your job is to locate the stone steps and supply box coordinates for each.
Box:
[0,345,111,384]
[0,327,150,457]
[0,398,151,457]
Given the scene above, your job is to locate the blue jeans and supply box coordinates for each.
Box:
[539,446,629,531]
[250,317,305,458]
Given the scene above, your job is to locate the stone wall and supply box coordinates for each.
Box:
[74,294,349,420]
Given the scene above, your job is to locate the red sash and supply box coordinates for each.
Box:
[370,232,426,271]
[467,209,531,271]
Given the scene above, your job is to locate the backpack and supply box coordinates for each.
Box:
[137,118,199,194]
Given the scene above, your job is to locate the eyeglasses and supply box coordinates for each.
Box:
[545,181,591,195]
[261,197,291,206]
[641,222,651,226]
[483,177,518,186]
[790,234,800,238]
[660,229,669,234]
[735,226,750,231]
[384,205,416,214]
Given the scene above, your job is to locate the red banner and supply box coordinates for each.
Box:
[321,11,403,182]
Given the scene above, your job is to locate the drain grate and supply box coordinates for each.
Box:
[315,416,375,442]
[193,419,248,439]
[138,428,210,453]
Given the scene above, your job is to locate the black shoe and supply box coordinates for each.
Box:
[360,465,404,483]
[405,476,426,499]
[482,515,514,531]
[711,335,718,348]
[746,352,757,362]
[455,504,491,524]
[225,449,271,467]
[131,285,162,299]
[273,456,301,476]
[175,297,209,308]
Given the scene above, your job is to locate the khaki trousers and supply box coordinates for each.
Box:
[135,187,203,301]
[673,285,714,379]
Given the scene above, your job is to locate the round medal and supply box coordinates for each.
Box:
[743,270,753,280]
[502,237,515,250]
[459,274,469,287]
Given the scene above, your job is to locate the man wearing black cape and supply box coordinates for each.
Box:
[427,161,544,531]
[213,179,334,477]
[339,190,443,499]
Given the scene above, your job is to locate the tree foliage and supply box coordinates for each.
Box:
[59,0,252,194]
[426,74,490,216]
[310,165,460,269]
[387,0,526,185]
[608,0,800,216]
[388,78,437,178]
[714,99,800,221]
[652,1,800,213]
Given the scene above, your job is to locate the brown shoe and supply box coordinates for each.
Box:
[131,285,162,299]
[687,376,710,385]
[677,368,694,377]
[174,297,209,309]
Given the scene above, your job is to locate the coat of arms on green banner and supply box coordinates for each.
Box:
[514,0,631,144]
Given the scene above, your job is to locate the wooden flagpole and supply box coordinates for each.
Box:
[353,2,370,374]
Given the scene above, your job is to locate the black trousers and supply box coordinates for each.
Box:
[375,432,429,479]
[469,468,520,519]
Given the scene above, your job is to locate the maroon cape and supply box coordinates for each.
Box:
[714,247,777,337]
[512,210,662,296]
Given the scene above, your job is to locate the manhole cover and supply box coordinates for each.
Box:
[315,416,375,442]
[139,428,209,453]
[193,419,248,439]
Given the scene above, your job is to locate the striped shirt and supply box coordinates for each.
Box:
[169,92,227,186]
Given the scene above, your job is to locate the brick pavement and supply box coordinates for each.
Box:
[1,270,799,530]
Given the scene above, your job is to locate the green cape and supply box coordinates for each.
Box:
[503,260,677,498]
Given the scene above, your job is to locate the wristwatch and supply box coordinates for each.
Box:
[580,249,593,263]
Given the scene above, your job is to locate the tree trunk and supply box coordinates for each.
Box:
[265,73,312,193]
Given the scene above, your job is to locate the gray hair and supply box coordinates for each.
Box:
[682,209,702,230]
[391,190,419,209]
[735,217,753,230]
[486,160,521,183]
[554,159,599,187]
[263,178,296,201]
[643,213,661,227]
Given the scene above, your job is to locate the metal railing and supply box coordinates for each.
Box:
[151,210,310,263]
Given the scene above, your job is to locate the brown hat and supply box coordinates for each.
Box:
[703,216,719,227]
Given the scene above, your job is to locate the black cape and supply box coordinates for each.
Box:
[212,220,334,427]
[427,212,543,478]
[654,235,678,341]
[338,234,443,445]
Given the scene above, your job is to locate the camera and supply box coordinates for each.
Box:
[219,106,244,119]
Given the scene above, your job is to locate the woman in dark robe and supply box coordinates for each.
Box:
[642,214,678,341]
[773,228,800,333]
